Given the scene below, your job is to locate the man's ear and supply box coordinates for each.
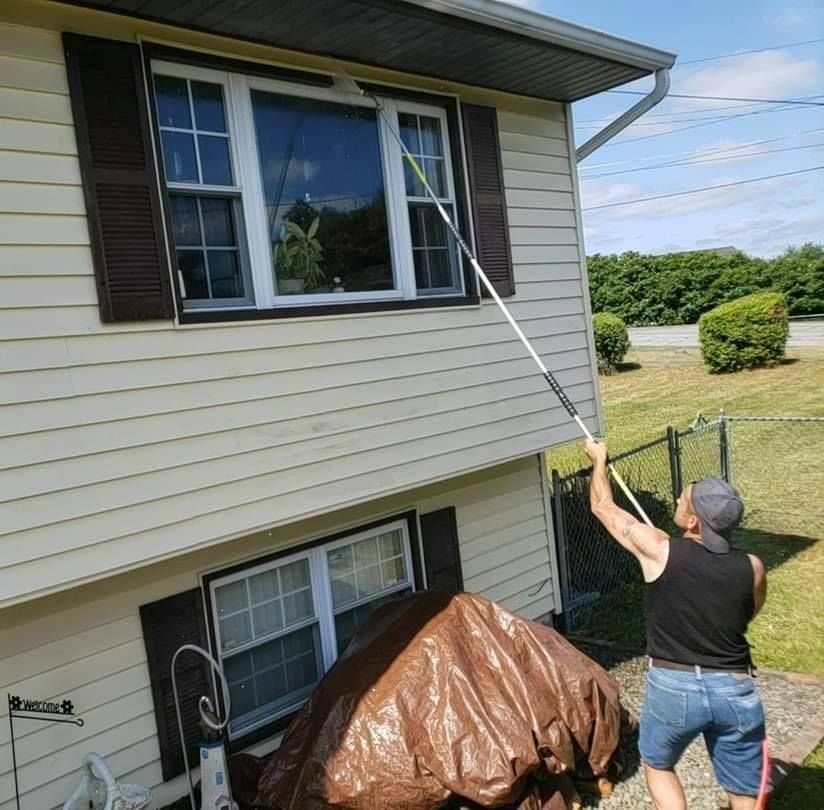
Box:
[689,514,701,533]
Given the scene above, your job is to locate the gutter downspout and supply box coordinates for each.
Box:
[575,68,671,162]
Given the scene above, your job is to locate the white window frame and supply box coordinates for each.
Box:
[208,518,414,739]
[151,59,466,312]
[152,61,257,310]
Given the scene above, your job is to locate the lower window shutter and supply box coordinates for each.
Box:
[140,588,211,781]
[461,103,515,298]
[420,507,464,592]
[63,33,174,322]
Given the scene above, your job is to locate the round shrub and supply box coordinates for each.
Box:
[592,312,630,373]
[699,292,789,373]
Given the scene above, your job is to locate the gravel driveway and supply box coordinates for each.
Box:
[577,645,824,809]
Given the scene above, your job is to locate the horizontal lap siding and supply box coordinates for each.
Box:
[0,457,555,810]
[0,16,597,605]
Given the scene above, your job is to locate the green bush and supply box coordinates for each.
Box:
[586,244,823,326]
[592,312,630,372]
[699,292,789,372]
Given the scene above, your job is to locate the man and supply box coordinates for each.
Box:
[584,440,768,810]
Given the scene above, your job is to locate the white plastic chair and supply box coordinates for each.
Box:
[63,753,152,810]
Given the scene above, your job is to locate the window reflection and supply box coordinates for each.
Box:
[251,91,394,295]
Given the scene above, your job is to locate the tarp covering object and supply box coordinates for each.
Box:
[253,592,623,809]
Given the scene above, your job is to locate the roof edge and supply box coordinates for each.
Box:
[397,0,677,73]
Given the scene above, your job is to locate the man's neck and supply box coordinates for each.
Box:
[683,530,703,544]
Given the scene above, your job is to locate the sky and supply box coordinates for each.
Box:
[503,0,824,257]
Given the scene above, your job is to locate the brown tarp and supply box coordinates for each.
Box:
[254,592,622,809]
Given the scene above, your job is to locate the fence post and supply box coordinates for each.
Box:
[667,426,682,505]
[719,409,731,482]
[550,469,573,632]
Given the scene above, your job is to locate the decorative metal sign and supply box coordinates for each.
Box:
[7,693,84,810]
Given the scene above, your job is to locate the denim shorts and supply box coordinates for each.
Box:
[639,665,768,796]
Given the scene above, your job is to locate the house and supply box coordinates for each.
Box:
[0,1,675,806]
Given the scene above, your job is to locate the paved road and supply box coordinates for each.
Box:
[629,321,824,348]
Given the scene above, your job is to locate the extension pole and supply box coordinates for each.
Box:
[333,74,652,526]
[389,125,653,526]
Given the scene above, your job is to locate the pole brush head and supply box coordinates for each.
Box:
[332,72,365,99]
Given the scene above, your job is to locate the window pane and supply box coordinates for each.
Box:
[382,558,406,588]
[379,531,403,560]
[286,653,318,692]
[356,564,382,599]
[283,626,315,658]
[199,135,233,185]
[404,161,425,198]
[219,612,252,652]
[424,158,446,197]
[280,559,311,594]
[256,669,287,706]
[327,545,353,579]
[249,569,279,604]
[398,112,420,153]
[334,588,412,654]
[216,580,248,616]
[192,80,227,132]
[178,250,209,299]
[200,197,235,246]
[155,75,191,129]
[354,537,379,568]
[283,588,314,626]
[229,676,257,717]
[330,573,356,609]
[207,251,243,299]
[413,250,427,289]
[224,651,252,681]
[162,131,198,183]
[169,195,201,246]
[252,638,284,670]
[251,90,393,296]
[420,116,443,156]
[252,600,283,637]
[427,249,451,288]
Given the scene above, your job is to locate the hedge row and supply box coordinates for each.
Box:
[587,243,823,326]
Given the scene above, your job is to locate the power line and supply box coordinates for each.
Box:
[677,37,824,66]
[608,90,824,106]
[596,101,817,147]
[581,142,824,180]
[578,127,824,171]
[582,166,824,211]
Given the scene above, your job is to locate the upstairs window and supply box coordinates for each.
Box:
[152,62,466,312]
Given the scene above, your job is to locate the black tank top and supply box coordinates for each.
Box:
[645,536,755,669]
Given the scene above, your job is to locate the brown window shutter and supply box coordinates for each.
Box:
[63,33,174,322]
[461,103,515,297]
[420,507,464,592]
[140,588,211,781]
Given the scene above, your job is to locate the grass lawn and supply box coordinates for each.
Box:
[547,346,824,804]
[548,346,824,805]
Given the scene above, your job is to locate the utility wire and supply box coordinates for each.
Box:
[581,142,824,180]
[582,166,824,211]
[608,90,824,106]
[578,127,824,171]
[677,38,824,66]
[596,101,817,147]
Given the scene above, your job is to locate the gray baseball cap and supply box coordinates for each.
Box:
[691,477,745,553]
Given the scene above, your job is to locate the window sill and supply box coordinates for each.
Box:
[179,295,480,324]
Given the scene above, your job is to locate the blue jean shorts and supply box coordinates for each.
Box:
[639,665,768,796]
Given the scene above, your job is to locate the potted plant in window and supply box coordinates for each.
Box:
[275,217,325,294]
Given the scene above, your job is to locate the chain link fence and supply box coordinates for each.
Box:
[551,415,824,636]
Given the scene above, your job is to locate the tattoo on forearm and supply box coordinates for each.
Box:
[622,521,635,540]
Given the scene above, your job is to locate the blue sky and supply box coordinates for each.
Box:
[505,0,824,256]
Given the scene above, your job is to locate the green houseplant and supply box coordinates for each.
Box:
[275,216,325,294]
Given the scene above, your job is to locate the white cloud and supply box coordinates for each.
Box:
[676,51,822,110]
[781,197,816,209]
[714,217,786,238]
[686,139,771,166]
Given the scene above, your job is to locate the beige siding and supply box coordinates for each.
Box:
[0,7,600,606]
[0,457,557,810]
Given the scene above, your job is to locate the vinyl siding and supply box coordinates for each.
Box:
[0,5,601,606]
[0,456,558,810]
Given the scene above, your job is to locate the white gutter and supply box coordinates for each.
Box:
[576,68,671,161]
[399,0,676,73]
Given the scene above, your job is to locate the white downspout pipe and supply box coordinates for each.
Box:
[575,68,671,161]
